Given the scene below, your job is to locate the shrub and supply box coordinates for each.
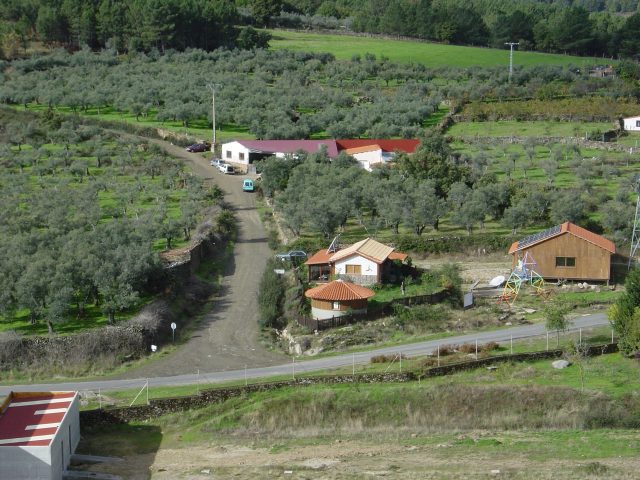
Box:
[258,259,286,329]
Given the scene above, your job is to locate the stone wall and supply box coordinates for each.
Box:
[0,232,224,371]
[80,343,618,426]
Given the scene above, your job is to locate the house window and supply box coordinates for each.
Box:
[345,264,361,275]
[226,150,231,159]
[636,120,640,128]
[555,256,576,267]
[332,301,340,310]
[239,152,245,161]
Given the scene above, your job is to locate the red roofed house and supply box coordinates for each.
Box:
[0,391,80,480]
[305,279,375,320]
[220,139,419,172]
[305,237,408,285]
[508,222,616,282]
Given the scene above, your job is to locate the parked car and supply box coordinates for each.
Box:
[221,164,235,175]
[242,179,254,192]
[186,143,210,153]
[275,250,307,262]
[210,158,223,167]
[217,162,229,172]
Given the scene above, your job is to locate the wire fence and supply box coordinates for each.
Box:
[78,324,615,411]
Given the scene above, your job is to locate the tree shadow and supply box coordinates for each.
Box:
[75,418,162,479]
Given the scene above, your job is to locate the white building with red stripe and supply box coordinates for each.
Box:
[0,391,80,480]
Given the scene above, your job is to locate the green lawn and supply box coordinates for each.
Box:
[268,30,605,68]
[448,120,615,138]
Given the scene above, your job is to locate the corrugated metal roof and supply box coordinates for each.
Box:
[509,222,615,254]
[329,238,395,264]
[237,140,339,157]
[305,280,375,301]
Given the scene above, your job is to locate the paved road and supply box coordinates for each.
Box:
[0,313,609,395]
[112,141,285,379]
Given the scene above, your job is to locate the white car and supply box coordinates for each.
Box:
[210,158,222,168]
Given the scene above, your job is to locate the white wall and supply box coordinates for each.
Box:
[0,446,52,480]
[334,255,379,277]
[311,306,366,320]
[352,150,383,172]
[221,141,250,165]
[623,117,640,131]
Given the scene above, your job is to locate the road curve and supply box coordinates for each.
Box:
[0,313,610,395]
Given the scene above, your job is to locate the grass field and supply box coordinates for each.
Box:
[76,351,640,478]
[268,30,606,68]
[448,120,615,138]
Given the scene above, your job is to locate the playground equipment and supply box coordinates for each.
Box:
[497,252,549,306]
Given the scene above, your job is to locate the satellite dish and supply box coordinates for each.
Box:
[489,275,506,287]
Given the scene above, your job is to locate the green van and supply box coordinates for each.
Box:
[242,179,254,192]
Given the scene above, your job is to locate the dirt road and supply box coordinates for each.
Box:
[120,143,284,378]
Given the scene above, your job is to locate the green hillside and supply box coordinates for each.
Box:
[268,29,606,68]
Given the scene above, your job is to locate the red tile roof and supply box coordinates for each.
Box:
[388,251,408,262]
[509,222,615,255]
[344,144,382,155]
[305,249,333,265]
[305,280,375,301]
[337,139,419,154]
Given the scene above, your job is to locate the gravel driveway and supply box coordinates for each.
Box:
[118,142,285,378]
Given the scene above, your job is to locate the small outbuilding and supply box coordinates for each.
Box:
[305,279,375,320]
[508,222,616,282]
[0,391,80,480]
[623,116,640,132]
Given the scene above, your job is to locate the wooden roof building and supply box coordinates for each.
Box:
[508,222,616,282]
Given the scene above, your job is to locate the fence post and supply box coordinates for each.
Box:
[196,369,200,395]
[546,332,549,351]
[510,335,513,355]
[245,365,248,386]
[399,352,402,373]
[579,328,582,345]
[352,353,355,376]
[292,356,295,380]
[146,379,149,405]
[98,389,101,410]
[612,328,614,343]
[437,344,440,367]
[475,339,478,359]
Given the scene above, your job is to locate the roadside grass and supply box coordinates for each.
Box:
[447,120,614,138]
[81,326,623,411]
[267,30,603,68]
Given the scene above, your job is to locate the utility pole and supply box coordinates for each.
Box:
[628,176,640,268]
[206,83,217,152]
[505,42,519,82]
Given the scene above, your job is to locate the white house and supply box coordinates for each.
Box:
[305,280,375,320]
[0,391,80,480]
[344,144,395,171]
[623,116,640,132]
[306,237,408,285]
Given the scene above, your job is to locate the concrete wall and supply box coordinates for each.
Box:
[0,446,52,480]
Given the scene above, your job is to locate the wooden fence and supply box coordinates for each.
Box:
[296,289,449,331]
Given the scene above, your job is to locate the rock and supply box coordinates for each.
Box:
[505,322,512,326]
[486,366,497,371]
[552,360,570,369]
[200,469,211,475]
[523,308,536,314]
[284,470,293,475]
[491,469,501,475]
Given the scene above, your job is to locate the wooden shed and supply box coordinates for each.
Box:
[508,222,616,282]
[304,280,375,320]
